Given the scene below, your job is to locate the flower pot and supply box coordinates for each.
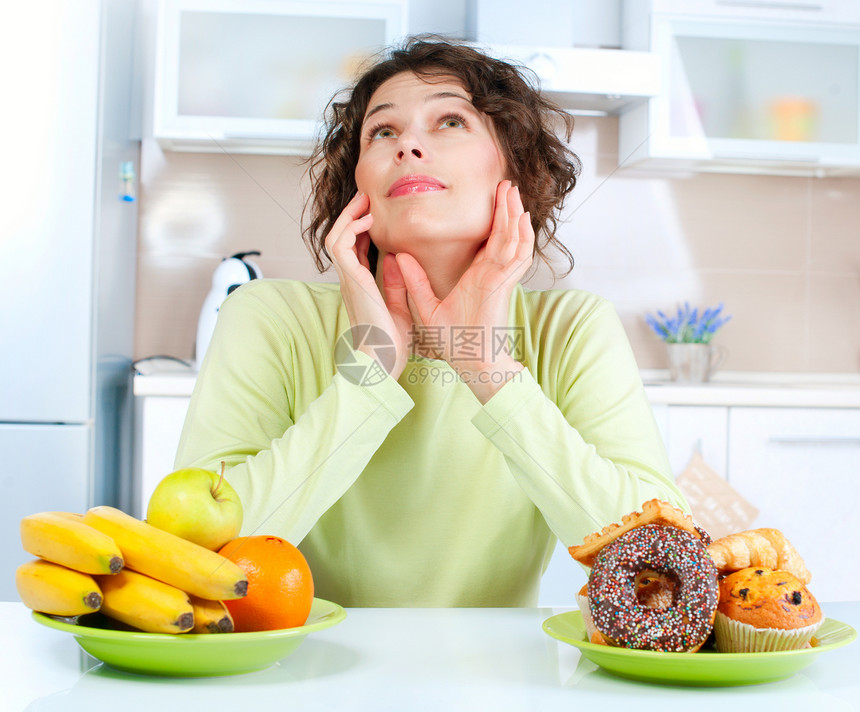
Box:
[666,343,726,382]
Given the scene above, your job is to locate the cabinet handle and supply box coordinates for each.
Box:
[222,132,307,140]
[769,436,860,445]
[714,152,822,163]
[716,1,824,10]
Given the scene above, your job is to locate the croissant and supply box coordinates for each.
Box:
[707,528,811,584]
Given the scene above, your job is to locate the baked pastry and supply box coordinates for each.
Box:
[636,570,675,609]
[707,528,811,584]
[575,584,598,641]
[577,572,676,645]
[714,566,823,652]
[568,499,704,568]
[588,524,719,652]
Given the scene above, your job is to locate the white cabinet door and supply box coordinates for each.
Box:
[0,425,90,601]
[665,405,729,477]
[620,12,860,175]
[538,539,587,607]
[728,407,860,602]
[151,0,405,155]
[649,404,730,476]
[629,0,860,24]
[133,396,191,518]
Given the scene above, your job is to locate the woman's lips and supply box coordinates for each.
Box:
[387,175,446,197]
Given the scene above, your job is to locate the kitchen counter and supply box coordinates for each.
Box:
[134,363,860,407]
[132,359,197,397]
[4,602,858,711]
[641,370,860,408]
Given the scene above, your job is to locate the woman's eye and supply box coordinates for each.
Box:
[440,116,465,129]
[370,126,396,140]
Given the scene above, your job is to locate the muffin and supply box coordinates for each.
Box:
[714,566,823,652]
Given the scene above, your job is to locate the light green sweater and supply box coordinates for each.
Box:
[175,279,686,607]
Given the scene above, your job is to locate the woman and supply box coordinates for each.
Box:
[175,37,687,606]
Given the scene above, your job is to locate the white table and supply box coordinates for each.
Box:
[3,602,858,711]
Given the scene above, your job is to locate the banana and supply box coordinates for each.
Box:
[97,569,194,634]
[82,506,247,600]
[16,559,103,616]
[21,511,123,575]
[189,595,234,633]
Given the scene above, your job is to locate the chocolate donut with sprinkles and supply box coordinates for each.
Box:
[588,524,719,652]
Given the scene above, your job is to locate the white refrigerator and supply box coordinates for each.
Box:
[0,0,139,600]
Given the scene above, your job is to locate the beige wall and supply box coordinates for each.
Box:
[134,116,860,373]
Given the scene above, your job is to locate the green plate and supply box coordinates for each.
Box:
[33,597,346,677]
[542,611,856,687]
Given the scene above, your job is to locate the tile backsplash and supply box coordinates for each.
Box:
[134,116,860,373]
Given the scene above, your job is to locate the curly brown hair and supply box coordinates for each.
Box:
[303,35,580,276]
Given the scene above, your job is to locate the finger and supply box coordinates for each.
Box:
[507,183,525,223]
[381,253,409,314]
[324,192,370,255]
[484,180,511,259]
[497,184,525,264]
[328,204,372,257]
[517,211,535,258]
[326,191,369,242]
[405,292,422,334]
[341,191,371,220]
[508,211,535,279]
[395,252,440,325]
[328,214,373,272]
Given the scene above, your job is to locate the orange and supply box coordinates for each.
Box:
[217,535,314,632]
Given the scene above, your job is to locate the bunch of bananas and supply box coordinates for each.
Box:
[16,506,247,634]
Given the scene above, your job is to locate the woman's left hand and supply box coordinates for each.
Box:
[396,180,534,402]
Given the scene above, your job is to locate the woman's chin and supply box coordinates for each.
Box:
[372,233,488,260]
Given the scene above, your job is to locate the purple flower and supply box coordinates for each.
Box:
[645,303,732,343]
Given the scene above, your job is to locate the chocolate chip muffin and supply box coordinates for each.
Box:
[714,566,823,652]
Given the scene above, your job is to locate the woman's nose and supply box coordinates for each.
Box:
[396,146,423,162]
[394,130,425,163]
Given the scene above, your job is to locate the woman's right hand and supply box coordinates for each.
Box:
[324,192,410,380]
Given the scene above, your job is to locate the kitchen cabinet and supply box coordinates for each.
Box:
[148,0,662,155]
[133,394,191,519]
[149,0,406,155]
[620,0,860,175]
[624,0,860,25]
[727,407,860,602]
[539,539,587,607]
[656,404,729,477]
[479,44,660,116]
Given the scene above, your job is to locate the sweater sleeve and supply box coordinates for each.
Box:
[173,285,414,544]
[470,297,687,548]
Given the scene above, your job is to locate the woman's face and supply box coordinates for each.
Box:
[354,71,507,256]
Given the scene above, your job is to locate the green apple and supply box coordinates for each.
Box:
[146,462,243,551]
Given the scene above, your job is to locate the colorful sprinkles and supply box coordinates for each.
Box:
[589,524,719,652]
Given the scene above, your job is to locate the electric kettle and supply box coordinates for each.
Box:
[195,251,262,368]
